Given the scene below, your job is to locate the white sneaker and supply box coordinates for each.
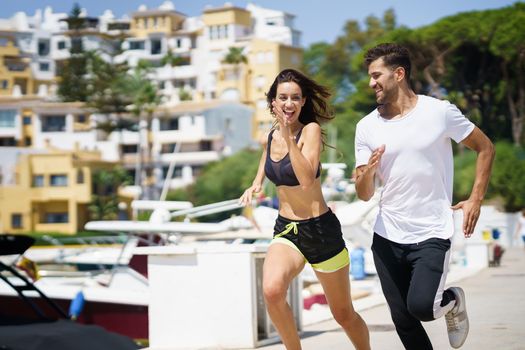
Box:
[445,287,469,348]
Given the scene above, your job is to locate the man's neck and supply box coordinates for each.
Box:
[379,89,418,120]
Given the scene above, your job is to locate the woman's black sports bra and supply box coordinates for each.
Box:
[264,128,321,187]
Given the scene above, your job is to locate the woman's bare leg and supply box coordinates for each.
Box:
[263,243,305,350]
[315,265,371,350]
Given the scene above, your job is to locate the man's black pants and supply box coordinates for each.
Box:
[372,233,456,350]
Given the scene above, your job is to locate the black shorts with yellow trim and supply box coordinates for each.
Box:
[270,209,349,273]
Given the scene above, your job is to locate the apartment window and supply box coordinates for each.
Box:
[200,140,212,151]
[129,40,145,50]
[256,99,267,110]
[32,175,44,187]
[1,80,8,89]
[151,39,162,55]
[23,116,31,125]
[0,138,16,146]
[160,118,179,131]
[209,26,218,40]
[162,165,183,178]
[254,75,267,90]
[265,51,274,63]
[209,25,229,40]
[222,25,229,39]
[24,137,32,146]
[176,38,182,48]
[161,143,177,153]
[291,53,299,65]
[266,17,283,26]
[11,214,22,229]
[192,165,203,177]
[77,169,84,184]
[0,110,16,127]
[45,213,69,223]
[50,174,68,187]
[71,37,83,52]
[39,62,50,71]
[38,39,50,56]
[108,22,130,31]
[122,144,138,153]
[77,114,86,123]
[219,25,225,39]
[57,40,66,50]
[42,115,66,132]
[256,52,265,64]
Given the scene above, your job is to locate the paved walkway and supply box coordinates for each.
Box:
[258,247,525,350]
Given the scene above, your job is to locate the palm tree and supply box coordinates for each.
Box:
[161,50,188,67]
[222,47,248,81]
[222,47,248,65]
[126,65,163,200]
[89,168,131,220]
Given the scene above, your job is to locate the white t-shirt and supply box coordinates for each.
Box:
[355,95,475,244]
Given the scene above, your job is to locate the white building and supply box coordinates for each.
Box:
[0,2,303,191]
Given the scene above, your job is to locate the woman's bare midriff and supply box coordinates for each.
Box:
[276,177,329,220]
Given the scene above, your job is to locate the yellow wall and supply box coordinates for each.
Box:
[216,63,250,102]
[130,13,184,38]
[0,187,32,234]
[0,151,113,234]
[0,36,34,96]
[202,8,251,27]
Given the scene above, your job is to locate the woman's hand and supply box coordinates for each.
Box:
[239,183,262,206]
[271,100,292,140]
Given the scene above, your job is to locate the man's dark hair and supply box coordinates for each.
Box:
[365,43,412,80]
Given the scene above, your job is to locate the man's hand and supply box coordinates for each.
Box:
[355,144,385,201]
[365,144,385,176]
[451,198,482,238]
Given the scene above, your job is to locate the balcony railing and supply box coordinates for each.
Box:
[4,59,29,72]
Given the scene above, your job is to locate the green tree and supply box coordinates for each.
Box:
[86,51,133,125]
[453,149,478,202]
[303,9,397,100]
[222,47,248,65]
[192,148,260,205]
[489,3,525,145]
[84,49,137,187]
[372,4,525,145]
[57,3,88,102]
[126,65,162,199]
[301,9,399,169]
[222,47,248,87]
[89,167,131,220]
[167,148,261,220]
[161,50,188,67]
[489,142,525,211]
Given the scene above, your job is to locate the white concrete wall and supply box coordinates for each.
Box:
[141,245,265,349]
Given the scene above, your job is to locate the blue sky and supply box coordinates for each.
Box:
[2,0,519,46]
